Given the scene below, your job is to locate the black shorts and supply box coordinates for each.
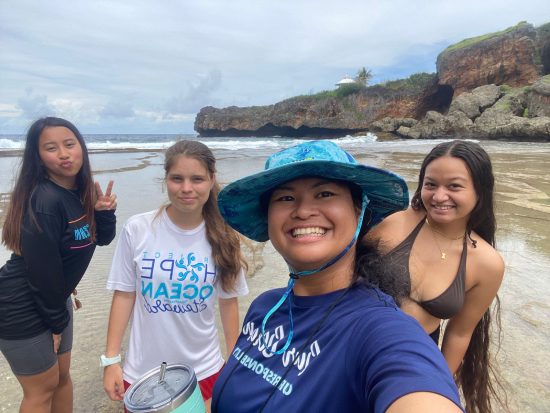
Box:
[0,298,73,376]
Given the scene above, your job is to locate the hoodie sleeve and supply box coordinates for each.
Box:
[94,209,117,246]
[21,209,69,334]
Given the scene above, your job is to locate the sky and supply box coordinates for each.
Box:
[0,0,548,134]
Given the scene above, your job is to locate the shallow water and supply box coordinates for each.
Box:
[0,139,549,412]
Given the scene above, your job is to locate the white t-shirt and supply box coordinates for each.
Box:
[107,208,249,382]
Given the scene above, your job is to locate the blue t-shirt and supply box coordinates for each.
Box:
[212,284,462,413]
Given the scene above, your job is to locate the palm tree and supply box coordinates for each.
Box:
[355,67,373,86]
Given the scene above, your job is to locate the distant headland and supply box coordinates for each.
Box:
[194,21,550,141]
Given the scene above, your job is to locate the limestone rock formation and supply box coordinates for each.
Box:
[526,76,550,117]
[195,75,444,137]
[437,22,540,95]
[194,21,550,140]
[397,82,550,140]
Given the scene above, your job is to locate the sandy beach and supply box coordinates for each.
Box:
[1,139,549,412]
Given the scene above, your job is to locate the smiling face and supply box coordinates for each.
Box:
[38,126,84,189]
[420,155,478,227]
[267,177,359,273]
[165,155,215,228]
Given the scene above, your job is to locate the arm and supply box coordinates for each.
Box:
[358,309,463,412]
[218,297,240,357]
[21,210,69,334]
[94,210,116,245]
[441,253,504,374]
[388,392,462,413]
[103,290,136,401]
[94,180,117,246]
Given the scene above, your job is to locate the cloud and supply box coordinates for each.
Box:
[1,0,548,133]
[165,69,222,115]
[100,99,136,119]
[16,89,54,120]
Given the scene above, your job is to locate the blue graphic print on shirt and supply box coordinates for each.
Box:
[73,223,90,241]
[139,250,216,315]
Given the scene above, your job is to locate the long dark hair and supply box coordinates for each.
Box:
[163,140,247,292]
[2,117,96,254]
[412,140,505,413]
[350,182,410,305]
[411,140,495,245]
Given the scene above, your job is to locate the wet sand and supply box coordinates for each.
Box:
[1,141,549,412]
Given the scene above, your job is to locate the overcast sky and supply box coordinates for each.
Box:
[0,1,548,134]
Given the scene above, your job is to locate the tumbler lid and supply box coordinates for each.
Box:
[124,363,197,412]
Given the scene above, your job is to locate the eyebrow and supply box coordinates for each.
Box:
[424,175,468,182]
[42,137,77,144]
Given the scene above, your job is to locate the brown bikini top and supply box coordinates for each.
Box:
[385,218,467,320]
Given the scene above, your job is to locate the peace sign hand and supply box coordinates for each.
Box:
[95,180,117,211]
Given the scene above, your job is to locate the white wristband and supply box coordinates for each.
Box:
[100,354,121,367]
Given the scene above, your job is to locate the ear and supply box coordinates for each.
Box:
[210,173,216,189]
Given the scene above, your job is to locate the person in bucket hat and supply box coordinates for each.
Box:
[212,141,463,413]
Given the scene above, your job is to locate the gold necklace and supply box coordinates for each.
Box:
[425,218,464,260]
[424,218,465,240]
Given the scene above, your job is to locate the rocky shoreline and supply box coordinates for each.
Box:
[194,21,550,141]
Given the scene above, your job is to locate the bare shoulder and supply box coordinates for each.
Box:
[365,208,422,251]
[468,235,505,287]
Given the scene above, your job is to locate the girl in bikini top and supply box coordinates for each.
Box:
[385,218,467,321]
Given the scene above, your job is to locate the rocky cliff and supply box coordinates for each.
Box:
[195,21,550,140]
[436,22,541,95]
[392,78,550,140]
[195,75,451,137]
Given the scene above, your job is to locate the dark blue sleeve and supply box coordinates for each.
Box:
[21,210,70,334]
[94,209,116,245]
[354,309,464,412]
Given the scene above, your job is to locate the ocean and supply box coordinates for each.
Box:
[1,134,549,412]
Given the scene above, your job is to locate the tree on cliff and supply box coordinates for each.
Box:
[355,67,373,86]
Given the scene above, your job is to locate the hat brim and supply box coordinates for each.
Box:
[218,160,409,242]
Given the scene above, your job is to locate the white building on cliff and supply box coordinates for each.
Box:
[335,75,356,87]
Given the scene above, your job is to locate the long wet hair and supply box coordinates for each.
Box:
[163,140,247,292]
[350,183,410,305]
[411,140,505,413]
[2,117,96,255]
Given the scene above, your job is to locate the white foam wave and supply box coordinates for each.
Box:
[0,138,24,150]
[86,141,177,150]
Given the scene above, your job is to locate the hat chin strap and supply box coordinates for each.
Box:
[261,195,369,355]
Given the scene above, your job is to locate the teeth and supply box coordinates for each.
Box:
[434,205,453,210]
[292,227,326,237]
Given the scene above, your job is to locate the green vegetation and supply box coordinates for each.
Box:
[334,83,365,97]
[291,72,435,104]
[541,74,550,84]
[355,67,373,86]
[499,84,530,97]
[523,107,529,118]
[442,21,531,54]
[378,73,435,92]
[293,83,366,102]
[536,22,550,36]
[495,98,512,111]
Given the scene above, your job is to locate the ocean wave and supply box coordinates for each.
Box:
[0,138,24,150]
[0,134,381,152]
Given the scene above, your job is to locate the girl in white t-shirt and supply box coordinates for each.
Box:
[102,140,249,412]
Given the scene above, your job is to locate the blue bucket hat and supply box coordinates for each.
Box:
[219,140,409,356]
[218,140,409,242]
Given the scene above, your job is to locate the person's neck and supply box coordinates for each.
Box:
[48,176,77,190]
[292,255,354,296]
[165,205,203,230]
[425,216,467,239]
